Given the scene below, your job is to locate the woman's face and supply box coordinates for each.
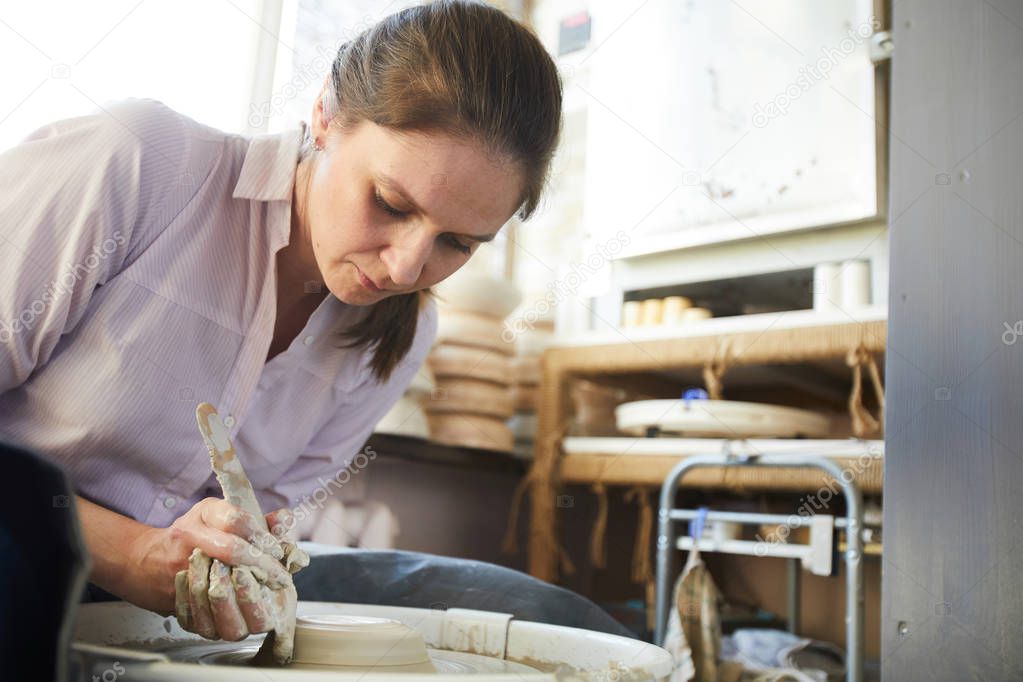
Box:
[301,114,525,306]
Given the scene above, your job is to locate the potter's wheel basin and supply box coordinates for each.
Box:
[73,601,673,681]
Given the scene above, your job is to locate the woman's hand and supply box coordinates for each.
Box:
[126,498,297,619]
[170,505,310,643]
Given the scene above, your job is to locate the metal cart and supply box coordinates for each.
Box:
[654,452,865,682]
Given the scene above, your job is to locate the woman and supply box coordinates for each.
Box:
[0,0,561,658]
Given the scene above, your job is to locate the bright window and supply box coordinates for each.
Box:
[0,0,262,151]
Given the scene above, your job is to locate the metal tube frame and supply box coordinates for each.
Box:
[654,453,864,682]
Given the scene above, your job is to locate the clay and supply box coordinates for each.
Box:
[289,615,435,672]
[187,549,216,640]
[176,403,305,664]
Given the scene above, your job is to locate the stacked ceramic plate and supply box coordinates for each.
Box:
[427,264,521,452]
[505,315,554,457]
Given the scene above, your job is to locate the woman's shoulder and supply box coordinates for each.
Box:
[418,293,439,331]
[69,99,235,260]
[94,98,232,168]
[411,294,439,360]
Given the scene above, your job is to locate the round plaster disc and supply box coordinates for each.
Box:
[292,615,430,667]
[615,399,832,438]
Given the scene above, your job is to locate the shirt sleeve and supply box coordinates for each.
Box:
[0,99,217,393]
[263,298,438,507]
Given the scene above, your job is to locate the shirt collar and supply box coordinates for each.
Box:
[232,121,307,203]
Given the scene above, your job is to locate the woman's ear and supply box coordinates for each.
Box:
[310,77,332,144]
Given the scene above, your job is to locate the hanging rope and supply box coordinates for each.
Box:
[500,469,537,554]
[589,482,610,568]
[702,339,732,400]
[624,486,654,585]
[501,421,575,575]
[846,343,885,438]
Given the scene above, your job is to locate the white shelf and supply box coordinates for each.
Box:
[562,437,884,459]
[615,208,880,260]
[551,304,888,348]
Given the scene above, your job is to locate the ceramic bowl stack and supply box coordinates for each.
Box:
[373,365,434,439]
[507,316,555,457]
[621,295,713,328]
[427,264,522,452]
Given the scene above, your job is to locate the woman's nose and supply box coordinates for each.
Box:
[380,228,433,287]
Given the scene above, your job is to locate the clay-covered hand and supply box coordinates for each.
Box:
[174,549,293,642]
[129,497,292,616]
[266,508,310,574]
[166,500,291,638]
[172,506,308,662]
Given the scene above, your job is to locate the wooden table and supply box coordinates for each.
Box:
[524,309,887,581]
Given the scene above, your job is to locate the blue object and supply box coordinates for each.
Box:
[689,506,709,541]
[682,388,709,402]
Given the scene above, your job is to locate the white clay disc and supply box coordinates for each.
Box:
[427,413,515,451]
[292,615,432,668]
[615,399,832,438]
[424,378,514,419]
[435,310,515,355]
[429,344,512,384]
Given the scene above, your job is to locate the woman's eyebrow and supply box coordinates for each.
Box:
[377,172,498,241]
[377,173,424,213]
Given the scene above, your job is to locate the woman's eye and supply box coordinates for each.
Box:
[373,188,470,255]
[443,234,472,255]
[373,189,406,218]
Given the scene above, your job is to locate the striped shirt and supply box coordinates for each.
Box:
[0,99,436,527]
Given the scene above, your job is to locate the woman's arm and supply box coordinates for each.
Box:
[0,100,209,394]
[76,496,173,613]
[76,495,294,617]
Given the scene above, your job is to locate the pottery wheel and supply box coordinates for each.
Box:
[148,615,540,675]
[179,643,541,673]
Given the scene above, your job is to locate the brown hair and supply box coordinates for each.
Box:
[309,0,563,383]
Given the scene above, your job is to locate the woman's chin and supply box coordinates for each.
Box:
[331,281,384,306]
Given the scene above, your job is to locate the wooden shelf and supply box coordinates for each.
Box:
[559,452,882,493]
[525,315,887,581]
[558,438,883,492]
[366,433,527,474]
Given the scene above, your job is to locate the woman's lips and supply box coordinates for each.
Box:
[354,265,383,293]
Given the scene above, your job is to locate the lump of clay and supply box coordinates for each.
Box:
[291,615,436,673]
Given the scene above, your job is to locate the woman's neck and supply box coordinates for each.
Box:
[281,154,323,296]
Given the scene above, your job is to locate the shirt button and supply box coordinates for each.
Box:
[303,335,316,346]
[223,415,236,428]
[163,496,177,509]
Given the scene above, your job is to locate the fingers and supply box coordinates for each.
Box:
[232,566,276,634]
[266,508,298,545]
[191,526,293,588]
[177,557,279,641]
[271,583,298,664]
[171,501,301,647]
[200,499,285,562]
[208,559,249,641]
[284,545,311,574]
[187,549,217,639]
[174,569,192,632]
[267,508,310,574]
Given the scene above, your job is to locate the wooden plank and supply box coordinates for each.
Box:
[559,453,883,494]
[883,1,1023,677]
[545,319,887,374]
